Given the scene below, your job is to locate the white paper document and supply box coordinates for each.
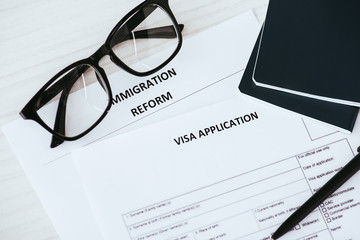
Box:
[2,12,260,240]
[73,96,360,240]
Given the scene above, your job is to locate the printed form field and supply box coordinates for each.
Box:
[122,139,360,240]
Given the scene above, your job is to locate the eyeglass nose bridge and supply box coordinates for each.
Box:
[90,44,111,63]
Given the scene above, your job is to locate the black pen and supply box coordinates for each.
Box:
[271,147,360,240]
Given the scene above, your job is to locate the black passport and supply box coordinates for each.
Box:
[239,30,358,132]
[252,0,360,107]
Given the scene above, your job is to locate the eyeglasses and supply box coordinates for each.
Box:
[20,0,183,148]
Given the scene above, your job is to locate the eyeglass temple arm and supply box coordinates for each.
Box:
[109,4,183,48]
[50,89,69,147]
[109,24,184,48]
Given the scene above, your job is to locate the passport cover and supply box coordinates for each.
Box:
[253,0,360,106]
[239,30,358,132]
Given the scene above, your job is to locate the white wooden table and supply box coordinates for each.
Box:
[0,0,268,239]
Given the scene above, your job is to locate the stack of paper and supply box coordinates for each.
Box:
[3,11,261,240]
[239,0,360,132]
[72,93,360,240]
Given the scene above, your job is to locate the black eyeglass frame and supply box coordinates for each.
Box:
[20,0,183,146]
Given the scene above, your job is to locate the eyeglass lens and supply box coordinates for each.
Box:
[110,4,179,73]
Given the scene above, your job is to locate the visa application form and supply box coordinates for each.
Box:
[2,12,260,240]
[73,96,360,240]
